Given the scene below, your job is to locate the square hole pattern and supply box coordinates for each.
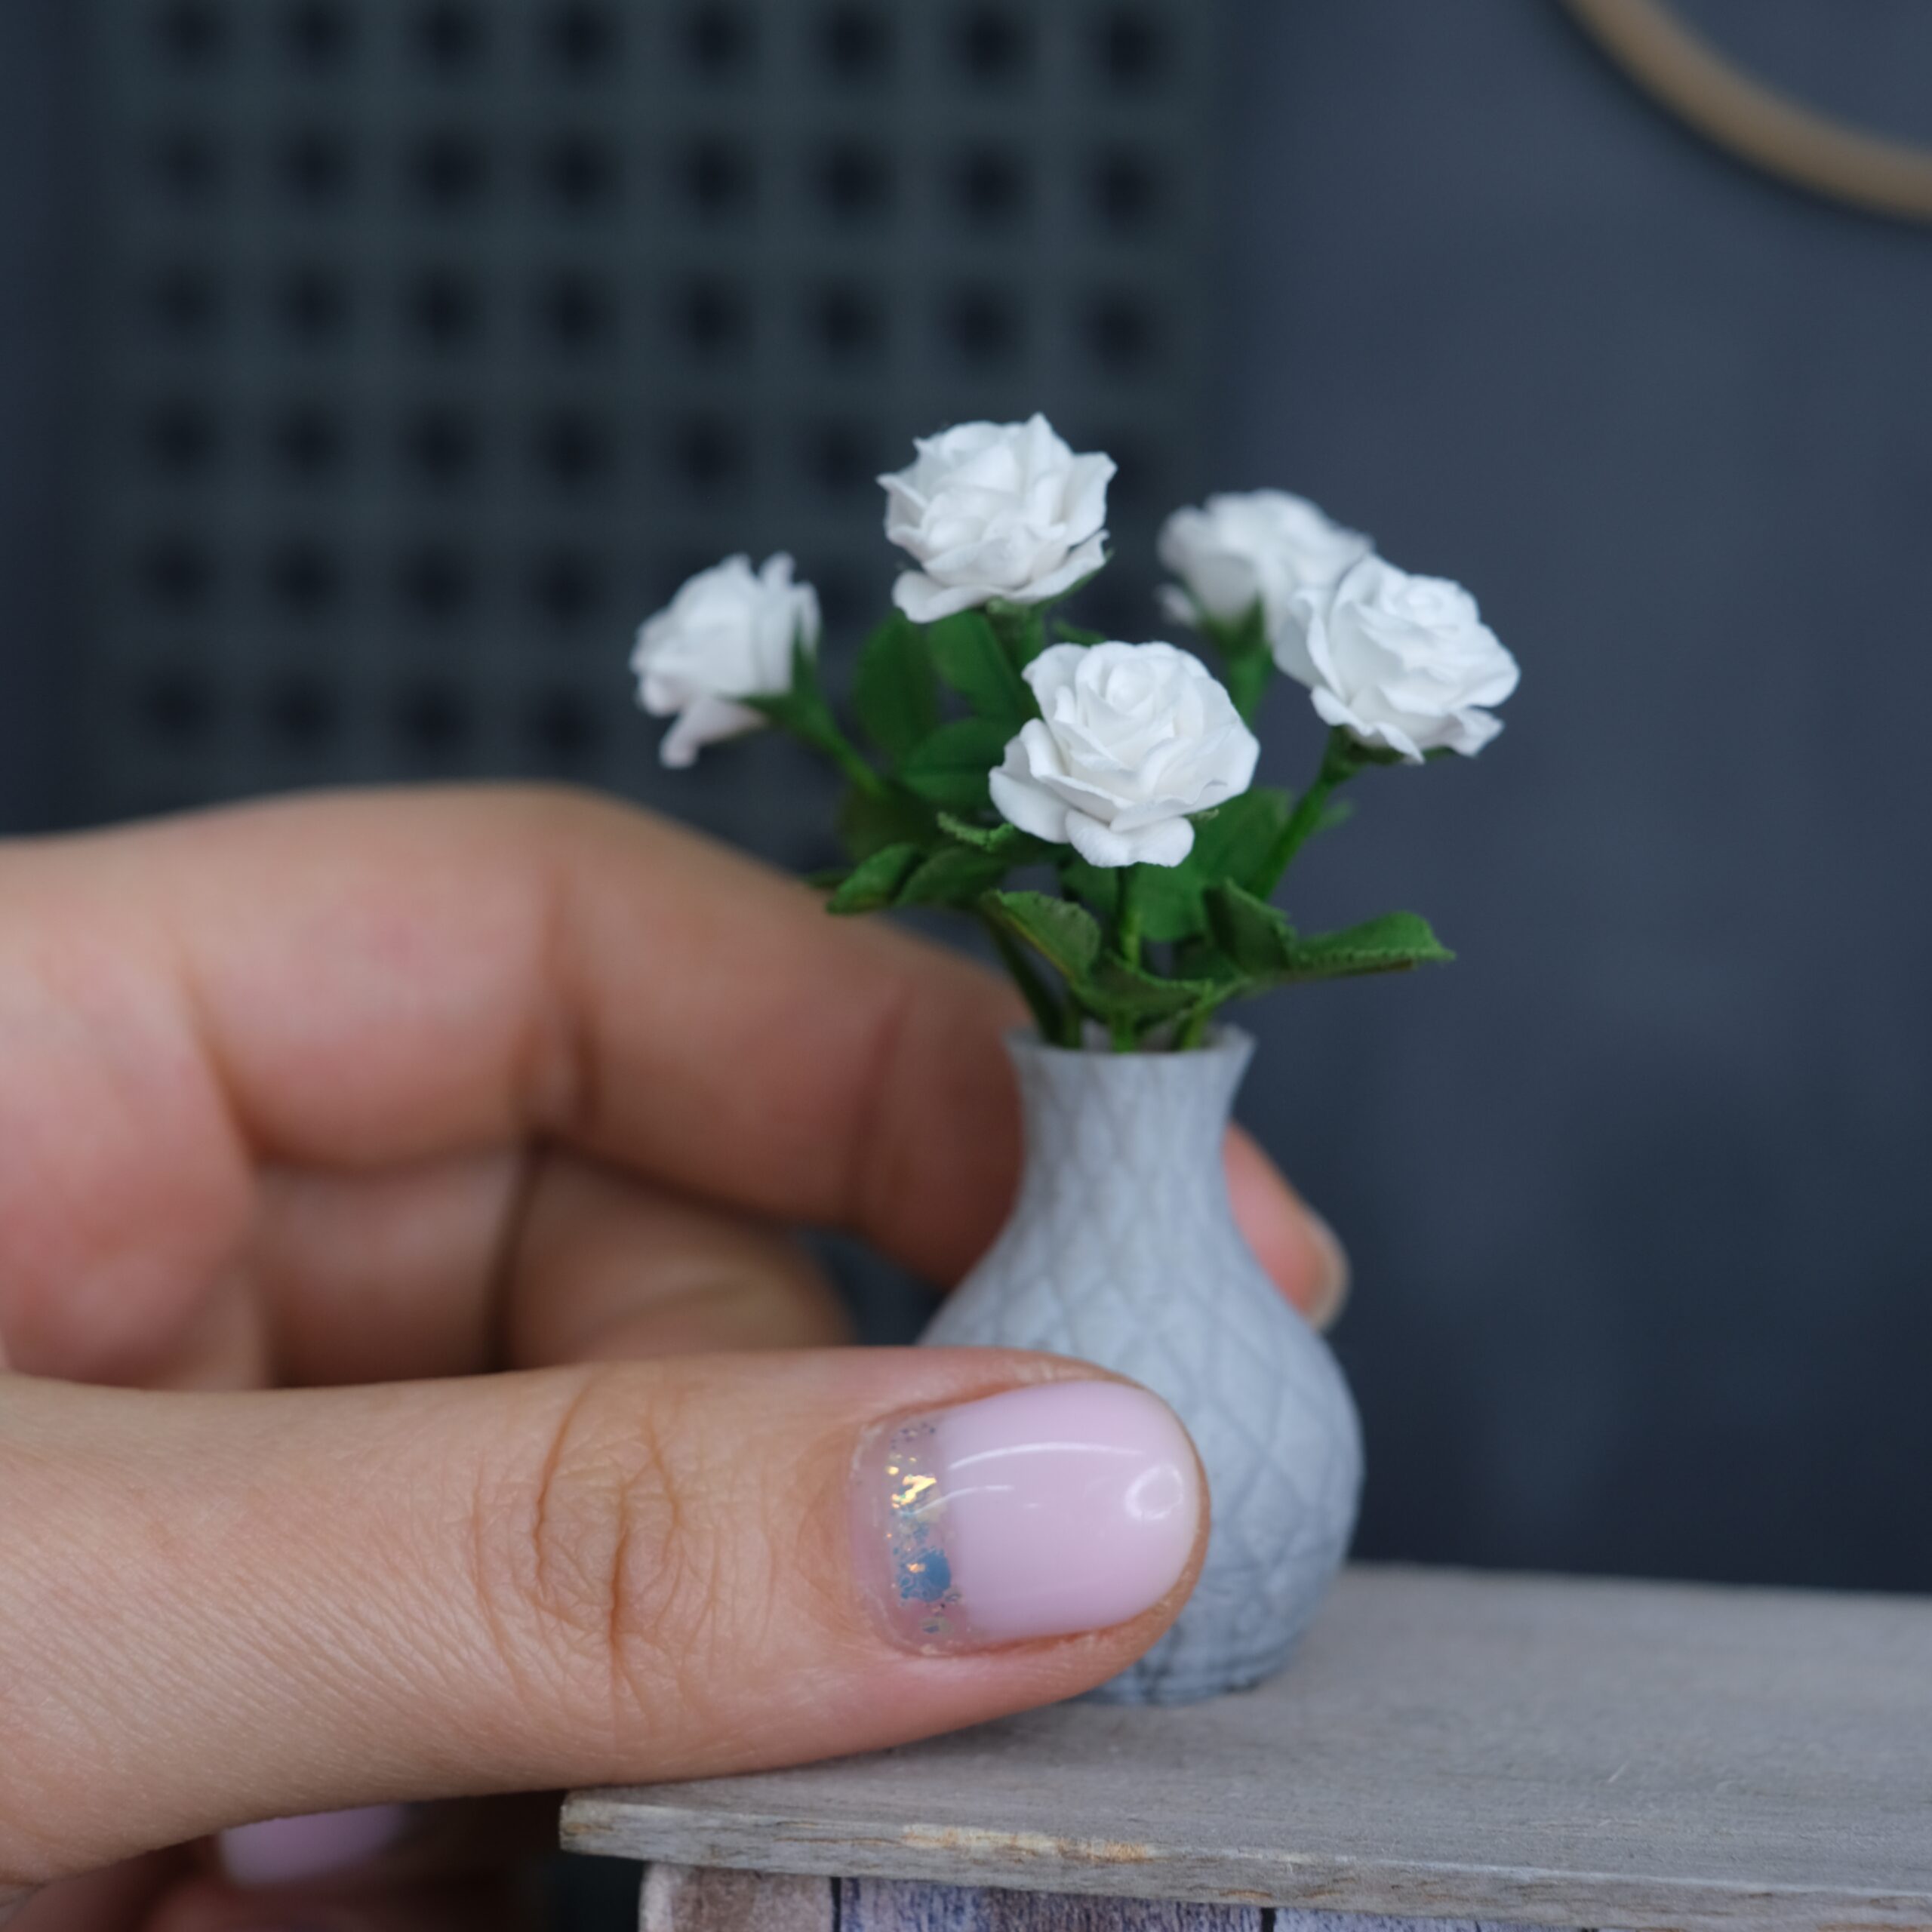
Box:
[85,0,1226,841]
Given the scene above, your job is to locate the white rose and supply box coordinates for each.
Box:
[1158,490,1371,654]
[989,642,1259,869]
[631,553,819,768]
[879,414,1115,623]
[1288,555,1518,761]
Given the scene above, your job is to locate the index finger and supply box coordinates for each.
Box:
[2,787,1023,1283]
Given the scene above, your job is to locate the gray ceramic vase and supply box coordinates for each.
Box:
[920,1026,1362,1703]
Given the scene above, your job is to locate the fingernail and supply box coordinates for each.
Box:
[218,1805,412,1886]
[855,1380,1201,1651]
[1303,1207,1352,1331]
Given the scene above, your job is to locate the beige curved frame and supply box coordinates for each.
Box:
[1561,0,1932,222]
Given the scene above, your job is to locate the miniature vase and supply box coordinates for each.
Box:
[919,1027,1362,1703]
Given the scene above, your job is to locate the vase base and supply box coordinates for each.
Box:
[1083,1629,1306,1706]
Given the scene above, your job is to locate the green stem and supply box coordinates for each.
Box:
[1202,605,1274,724]
[980,912,1075,1048]
[1259,728,1363,891]
[1116,864,1144,971]
[754,669,891,800]
[1174,983,1241,1052]
[987,601,1047,669]
[819,728,890,800]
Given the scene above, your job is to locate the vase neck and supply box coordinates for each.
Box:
[1004,1030,1254,1229]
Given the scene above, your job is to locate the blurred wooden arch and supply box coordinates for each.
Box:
[1561,0,1932,222]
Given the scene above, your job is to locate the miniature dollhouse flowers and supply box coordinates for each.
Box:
[631,552,820,768]
[1287,556,1518,762]
[880,414,1115,622]
[1158,490,1371,651]
[630,411,1518,1052]
[1157,490,1518,761]
[990,643,1260,868]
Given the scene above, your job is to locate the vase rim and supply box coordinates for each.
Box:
[1005,1023,1255,1061]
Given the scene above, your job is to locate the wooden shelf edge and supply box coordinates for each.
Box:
[561,1795,1932,1932]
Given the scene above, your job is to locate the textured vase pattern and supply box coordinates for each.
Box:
[921,1029,1362,1703]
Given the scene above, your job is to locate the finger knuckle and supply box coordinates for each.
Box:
[471,1368,746,1730]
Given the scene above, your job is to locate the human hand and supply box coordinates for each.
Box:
[0,789,1348,1932]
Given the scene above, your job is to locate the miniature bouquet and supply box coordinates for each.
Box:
[629,414,1521,1700]
[630,414,1518,1054]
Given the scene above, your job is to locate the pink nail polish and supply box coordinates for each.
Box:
[856,1380,1201,1650]
[218,1805,411,1886]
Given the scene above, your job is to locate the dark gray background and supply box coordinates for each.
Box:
[3,0,1930,1593]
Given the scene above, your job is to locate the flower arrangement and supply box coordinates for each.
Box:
[631,414,1518,1053]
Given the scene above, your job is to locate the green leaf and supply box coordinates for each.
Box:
[980,913,1074,1047]
[1200,893,1452,989]
[1204,881,1299,977]
[1283,911,1454,981]
[928,611,1032,722]
[1052,620,1108,647]
[1075,792,1294,948]
[937,812,1020,853]
[980,891,1103,983]
[1084,958,1220,1020]
[1191,787,1293,893]
[826,842,923,915]
[899,842,1014,908]
[838,783,936,861]
[743,686,817,740]
[900,718,1014,811]
[1127,861,1211,944]
[852,614,939,762]
[1172,933,1237,984]
[934,815,1053,871]
[1060,857,1121,922]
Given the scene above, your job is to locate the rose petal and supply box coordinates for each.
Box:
[1063,809,1142,869]
[1155,583,1199,628]
[1311,685,1423,761]
[1004,532,1109,607]
[989,761,1072,844]
[658,692,763,768]
[1128,815,1196,867]
[1061,451,1118,544]
[1444,706,1505,756]
[877,417,1115,611]
[891,571,986,623]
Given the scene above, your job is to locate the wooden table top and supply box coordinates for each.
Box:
[562,1564,1932,1932]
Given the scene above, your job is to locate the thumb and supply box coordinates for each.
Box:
[0,1352,1204,1884]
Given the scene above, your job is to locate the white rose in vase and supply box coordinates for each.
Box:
[1288,555,1518,761]
[1158,489,1371,654]
[879,414,1115,623]
[631,553,820,768]
[989,642,1260,868]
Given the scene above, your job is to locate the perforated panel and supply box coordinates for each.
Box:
[83,0,1226,832]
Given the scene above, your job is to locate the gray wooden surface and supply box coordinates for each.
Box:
[564,1565,1932,1932]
